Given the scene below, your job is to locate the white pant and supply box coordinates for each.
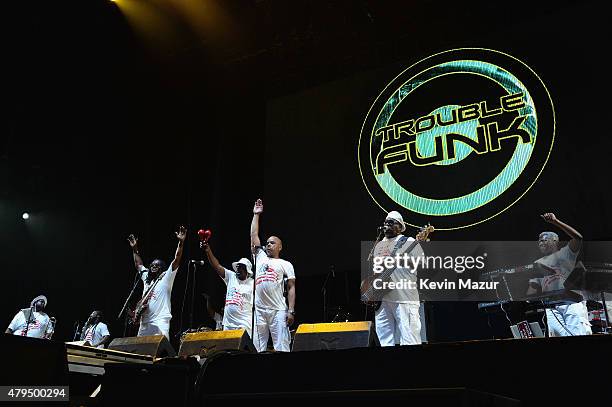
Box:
[375,302,421,346]
[546,302,592,337]
[138,317,170,340]
[253,308,290,352]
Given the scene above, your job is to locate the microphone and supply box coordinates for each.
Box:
[198,229,212,243]
[377,226,386,232]
[191,260,206,265]
[330,265,335,278]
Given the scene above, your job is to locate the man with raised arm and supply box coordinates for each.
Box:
[201,241,253,337]
[526,213,591,336]
[250,199,296,352]
[127,226,187,340]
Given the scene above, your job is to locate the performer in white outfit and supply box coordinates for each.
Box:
[202,241,254,337]
[527,213,591,336]
[370,211,424,346]
[6,295,54,339]
[81,310,111,348]
[250,198,296,352]
[127,226,187,340]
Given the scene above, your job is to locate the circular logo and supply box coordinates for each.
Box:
[358,48,555,230]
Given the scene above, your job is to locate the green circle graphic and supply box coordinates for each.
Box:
[370,60,537,216]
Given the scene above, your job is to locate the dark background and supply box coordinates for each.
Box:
[2,0,609,348]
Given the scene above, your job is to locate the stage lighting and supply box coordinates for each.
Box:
[22,212,30,220]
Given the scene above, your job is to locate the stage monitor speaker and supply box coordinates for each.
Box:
[292,321,376,351]
[179,329,255,357]
[108,335,176,357]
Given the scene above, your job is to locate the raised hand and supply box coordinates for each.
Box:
[541,213,557,223]
[253,199,264,214]
[127,234,138,249]
[176,226,187,242]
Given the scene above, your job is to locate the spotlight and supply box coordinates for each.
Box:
[22,212,30,220]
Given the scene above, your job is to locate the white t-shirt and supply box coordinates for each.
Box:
[531,245,579,293]
[254,248,295,310]
[8,309,52,338]
[222,268,253,334]
[82,322,110,348]
[139,264,178,323]
[373,234,422,303]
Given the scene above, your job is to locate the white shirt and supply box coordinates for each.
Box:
[222,268,253,334]
[139,264,178,323]
[82,322,110,348]
[8,309,52,338]
[531,245,579,293]
[254,248,295,311]
[373,234,422,303]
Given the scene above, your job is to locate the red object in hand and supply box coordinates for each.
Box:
[198,229,212,243]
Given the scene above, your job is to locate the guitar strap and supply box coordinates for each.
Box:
[391,235,410,257]
[141,271,166,302]
[364,235,410,301]
[379,235,411,283]
[21,308,35,326]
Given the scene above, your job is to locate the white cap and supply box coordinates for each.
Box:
[232,258,253,276]
[31,295,47,308]
[386,211,406,232]
[539,231,559,241]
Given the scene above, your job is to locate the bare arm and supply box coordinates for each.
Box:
[171,226,187,271]
[95,335,111,348]
[127,234,143,271]
[251,199,263,253]
[541,213,583,253]
[286,279,296,326]
[202,242,226,279]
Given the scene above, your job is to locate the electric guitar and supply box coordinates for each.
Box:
[127,271,166,325]
[360,224,434,311]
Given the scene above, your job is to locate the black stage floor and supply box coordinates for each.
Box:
[3,333,610,406]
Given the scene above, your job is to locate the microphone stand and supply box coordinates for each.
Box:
[73,321,81,341]
[321,265,335,322]
[118,269,142,337]
[367,227,385,261]
[600,291,610,334]
[23,305,35,337]
[251,246,262,352]
[190,262,197,329]
[364,227,385,320]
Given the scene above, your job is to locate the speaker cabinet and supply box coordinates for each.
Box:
[179,329,255,357]
[292,321,376,351]
[108,335,176,357]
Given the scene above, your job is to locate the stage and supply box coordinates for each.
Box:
[3,332,610,406]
